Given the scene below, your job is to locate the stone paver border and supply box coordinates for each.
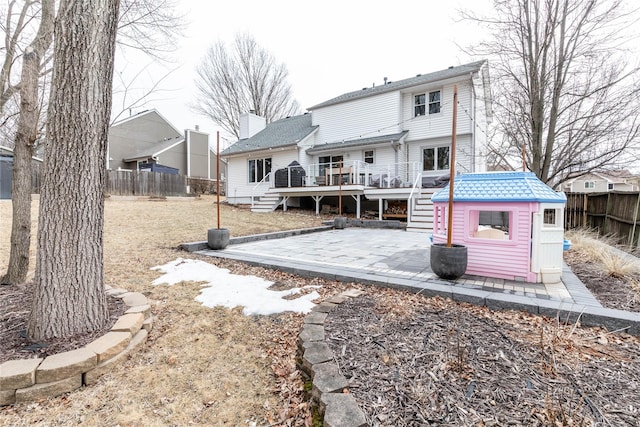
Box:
[0,286,152,406]
[297,288,368,427]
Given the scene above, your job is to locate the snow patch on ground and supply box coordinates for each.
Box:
[151,258,319,315]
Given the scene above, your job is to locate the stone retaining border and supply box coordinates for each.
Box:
[180,225,333,252]
[297,288,368,427]
[0,286,152,406]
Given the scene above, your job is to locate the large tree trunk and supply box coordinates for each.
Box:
[28,0,121,340]
[1,0,54,286]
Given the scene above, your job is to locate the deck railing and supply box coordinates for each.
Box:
[407,172,423,221]
[269,161,421,189]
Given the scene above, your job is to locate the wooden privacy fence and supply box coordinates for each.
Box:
[106,170,187,197]
[565,191,640,249]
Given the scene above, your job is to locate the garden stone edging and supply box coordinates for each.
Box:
[0,286,153,406]
[297,288,368,427]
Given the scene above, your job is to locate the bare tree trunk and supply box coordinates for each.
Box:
[1,0,54,286]
[28,0,121,340]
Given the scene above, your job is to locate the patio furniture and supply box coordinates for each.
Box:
[326,166,353,185]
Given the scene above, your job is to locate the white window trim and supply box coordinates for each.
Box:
[248,157,271,184]
[363,149,375,164]
[428,89,441,115]
[414,94,426,117]
[422,145,450,173]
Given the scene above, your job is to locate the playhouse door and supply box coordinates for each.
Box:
[531,204,565,283]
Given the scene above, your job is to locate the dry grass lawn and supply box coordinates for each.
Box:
[0,196,334,426]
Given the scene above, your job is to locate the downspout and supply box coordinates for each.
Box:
[470,72,476,172]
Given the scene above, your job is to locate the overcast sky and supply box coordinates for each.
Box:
[111,0,494,145]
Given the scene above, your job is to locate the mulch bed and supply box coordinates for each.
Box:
[322,253,640,426]
[0,282,127,364]
[325,292,640,426]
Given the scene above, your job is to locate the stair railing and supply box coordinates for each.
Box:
[407,172,423,224]
[250,171,273,207]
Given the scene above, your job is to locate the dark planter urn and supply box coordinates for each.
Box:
[430,243,467,280]
[334,217,347,229]
[207,228,230,250]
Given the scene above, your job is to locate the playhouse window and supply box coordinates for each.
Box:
[471,210,511,240]
[543,208,560,227]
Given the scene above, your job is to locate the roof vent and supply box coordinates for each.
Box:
[416,74,421,77]
[448,66,453,69]
[383,77,388,85]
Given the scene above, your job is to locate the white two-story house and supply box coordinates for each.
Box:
[222,60,492,232]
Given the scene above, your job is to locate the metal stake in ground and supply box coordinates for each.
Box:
[208,131,230,250]
[446,85,458,247]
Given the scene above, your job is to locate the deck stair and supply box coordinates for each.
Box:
[250,193,281,213]
[406,191,434,233]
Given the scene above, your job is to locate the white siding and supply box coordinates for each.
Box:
[406,135,473,176]
[402,81,473,141]
[471,68,490,173]
[312,91,401,144]
[225,148,298,204]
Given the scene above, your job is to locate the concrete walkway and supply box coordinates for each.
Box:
[194,227,640,334]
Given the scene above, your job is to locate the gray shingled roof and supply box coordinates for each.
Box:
[123,136,184,162]
[306,131,409,154]
[308,60,487,110]
[222,114,318,156]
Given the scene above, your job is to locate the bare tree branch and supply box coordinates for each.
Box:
[192,32,301,138]
[117,0,186,62]
[462,0,640,187]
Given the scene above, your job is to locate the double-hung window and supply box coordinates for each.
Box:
[364,150,374,164]
[414,94,426,117]
[428,90,441,114]
[423,146,450,172]
[415,90,441,117]
[248,158,271,183]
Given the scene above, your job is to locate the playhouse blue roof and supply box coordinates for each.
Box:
[431,172,567,203]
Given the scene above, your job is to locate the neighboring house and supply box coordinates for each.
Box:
[558,170,639,193]
[222,61,492,232]
[0,146,43,199]
[108,109,226,182]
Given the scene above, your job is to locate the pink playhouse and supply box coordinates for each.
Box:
[431,171,567,284]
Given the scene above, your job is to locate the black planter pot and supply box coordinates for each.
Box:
[334,217,347,229]
[430,243,467,280]
[207,228,230,250]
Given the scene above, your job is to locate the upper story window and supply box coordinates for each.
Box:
[423,146,449,171]
[364,150,374,164]
[429,90,441,114]
[414,94,426,116]
[414,90,441,116]
[607,183,614,190]
[248,157,271,183]
[584,181,595,189]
